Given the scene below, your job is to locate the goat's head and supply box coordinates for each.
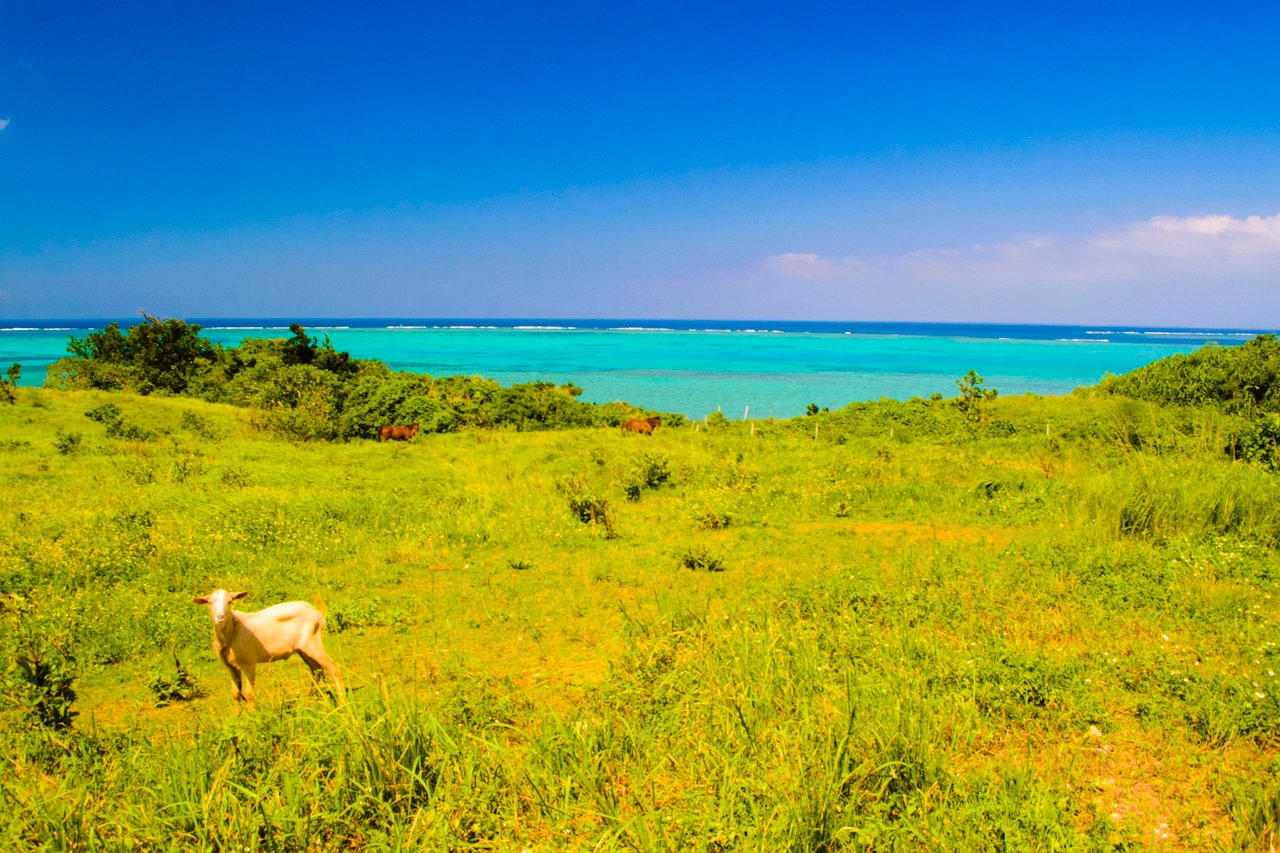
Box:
[193,589,248,631]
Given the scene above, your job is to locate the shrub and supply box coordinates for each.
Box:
[3,620,78,731]
[557,474,616,538]
[178,410,217,440]
[623,451,672,501]
[694,508,732,530]
[0,362,18,404]
[85,402,122,424]
[85,403,157,441]
[1100,333,1280,414]
[66,314,216,395]
[54,430,82,455]
[147,653,204,707]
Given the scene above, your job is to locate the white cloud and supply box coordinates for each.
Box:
[0,117,9,131]
[758,212,1280,324]
[769,213,1280,288]
[1091,214,1280,257]
[765,251,874,281]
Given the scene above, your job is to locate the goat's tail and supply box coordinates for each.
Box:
[312,595,328,631]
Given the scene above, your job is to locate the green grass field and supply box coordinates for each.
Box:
[1,387,1277,850]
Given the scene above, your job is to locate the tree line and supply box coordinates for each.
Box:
[45,316,674,440]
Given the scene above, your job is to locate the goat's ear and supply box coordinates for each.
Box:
[193,595,209,604]
[229,590,248,601]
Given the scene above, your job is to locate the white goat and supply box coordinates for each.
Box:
[192,589,345,705]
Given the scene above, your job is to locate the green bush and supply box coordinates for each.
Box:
[623,451,672,500]
[65,315,216,395]
[53,430,82,455]
[1101,333,1280,414]
[558,473,616,538]
[147,653,204,707]
[49,320,679,440]
[0,362,18,404]
[3,618,78,731]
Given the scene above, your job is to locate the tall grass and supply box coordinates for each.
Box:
[0,389,1277,848]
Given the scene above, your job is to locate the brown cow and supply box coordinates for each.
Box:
[621,416,661,435]
[379,423,420,442]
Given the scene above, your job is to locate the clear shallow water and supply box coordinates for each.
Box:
[0,318,1268,419]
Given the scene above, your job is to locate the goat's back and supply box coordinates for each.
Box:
[235,601,325,660]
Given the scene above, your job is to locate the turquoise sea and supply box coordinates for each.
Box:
[0,319,1268,419]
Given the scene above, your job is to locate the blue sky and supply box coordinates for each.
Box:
[2,1,1278,324]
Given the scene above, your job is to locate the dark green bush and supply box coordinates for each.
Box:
[1100,334,1280,414]
[53,430,82,455]
[65,315,216,395]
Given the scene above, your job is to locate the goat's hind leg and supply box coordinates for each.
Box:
[297,646,345,703]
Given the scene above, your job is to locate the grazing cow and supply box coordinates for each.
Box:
[379,423,420,442]
[621,415,662,435]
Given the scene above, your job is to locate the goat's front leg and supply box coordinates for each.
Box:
[223,663,245,702]
[240,662,257,707]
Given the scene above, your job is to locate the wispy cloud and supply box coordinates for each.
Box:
[766,252,874,281]
[1091,214,1280,257]
[768,213,1280,288]
[0,118,9,132]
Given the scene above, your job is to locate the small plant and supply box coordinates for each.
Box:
[956,370,998,431]
[676,546,725,572]
[705,410,730,429]
[986,418,1017,437]
[53,430,82,455]
[147,653,204,707]
[694,508,732,529]
[86,402,157,441]
[507,558,535,571]
[105,418,156,441]
[178,410,217,440]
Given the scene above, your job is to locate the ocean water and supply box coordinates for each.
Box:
[0,318,1267,419]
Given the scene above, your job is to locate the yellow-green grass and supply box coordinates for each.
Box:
[0,388,1277,849]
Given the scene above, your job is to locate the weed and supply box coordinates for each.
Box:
[694,507,733,529]
[676,546,725,572]
[219,466,250,487]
